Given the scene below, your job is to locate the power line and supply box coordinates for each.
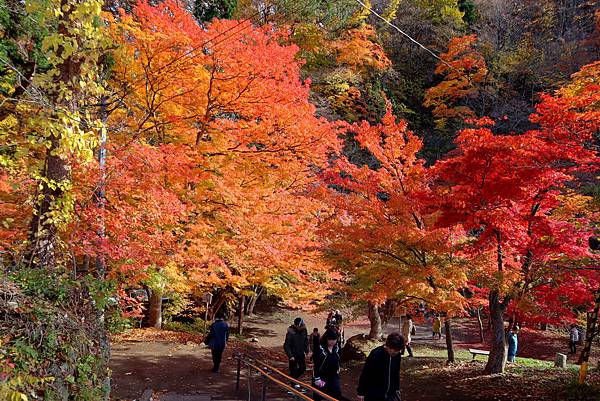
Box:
[112,0,318,100]
[352,0,454,70]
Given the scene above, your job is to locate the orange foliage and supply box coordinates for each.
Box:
[93,0,343,302]
[424,34,489,128]
[318,104,468,312]
[333,25,391,71]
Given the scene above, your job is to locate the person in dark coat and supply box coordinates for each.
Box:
[313,329,342,400]
[357,332,405,401]
[309,328,321,360]
[205,311,229,373]
[284,317,309,379]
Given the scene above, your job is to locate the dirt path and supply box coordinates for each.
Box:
[110,309,477,400]
[110,310,599,401]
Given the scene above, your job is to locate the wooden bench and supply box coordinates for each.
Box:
[468,348,490,360]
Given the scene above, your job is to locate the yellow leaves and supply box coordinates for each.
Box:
[382,0,401,21]
[350,0,372,26]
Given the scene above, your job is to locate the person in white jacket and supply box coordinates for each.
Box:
[401,314,414,357]
[569,324,579,354]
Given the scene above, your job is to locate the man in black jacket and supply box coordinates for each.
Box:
[205,311,229,373]
[284,317,309,380]
[357,333,405,401]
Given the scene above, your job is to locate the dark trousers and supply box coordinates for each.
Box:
[211,348,224,372]
[313,376,341,400]
[569,341,577,354]
[289,355,306,379]
[406,344,413,357]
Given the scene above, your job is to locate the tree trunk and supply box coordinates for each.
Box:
[238,295,245,335]
[578,289,600,366]
[368,302,383,339]
[210,291,227,320]
[148,289,163,329]
[245,286,263,316]
[445,316,455,364]
[484,290,509,374]
[27,137,69,269]
[476,306,485,343]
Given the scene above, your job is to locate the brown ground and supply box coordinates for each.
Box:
[110,309,600,401]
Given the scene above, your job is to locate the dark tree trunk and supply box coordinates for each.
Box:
[148,289,163,329]
[476,306,485,343]
[368,302,383,339]
[27,137,69,269]
[238,295,245,335]
[578,289,600,366]
[245,286,263,316]
[210,290,227,320]
[484,290,509,374]
[445,317,455,364]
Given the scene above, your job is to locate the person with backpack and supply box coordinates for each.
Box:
[357,332,405,401]
[401,315,415,357]
[204,311,229,373]
[284,317,309,380]
[313,329,342,400]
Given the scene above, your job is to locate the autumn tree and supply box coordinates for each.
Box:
[101,0,343,327]
[319,105,468,342]
[423,34,489,130]
[431,61,599,373]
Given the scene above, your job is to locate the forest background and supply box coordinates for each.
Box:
[0,0,599,399]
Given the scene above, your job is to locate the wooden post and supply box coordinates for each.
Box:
[261,376,267,401]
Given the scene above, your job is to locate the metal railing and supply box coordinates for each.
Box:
[234,352,339,401]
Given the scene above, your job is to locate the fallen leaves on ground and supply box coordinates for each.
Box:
[111,328,204,345]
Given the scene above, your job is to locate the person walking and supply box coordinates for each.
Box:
[432,314,442,339]
[357,333,405,401]
[569,324,579,355]
[309,328,321,360]
[204,311,229,373]
[313,329,342,400]
[284,317,309,381]
[507,325,519,363]
[401,315,414,357]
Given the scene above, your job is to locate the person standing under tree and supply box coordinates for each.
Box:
[357,333,405,401]
[432,314,442,339]
[401,315,415,357]
[204,311,229,373]
[313,329,342,400]
[569,324,579,355]
[507,325,519,363]
[284,317,309,383]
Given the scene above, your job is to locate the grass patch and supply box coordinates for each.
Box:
[412,344,579,370]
